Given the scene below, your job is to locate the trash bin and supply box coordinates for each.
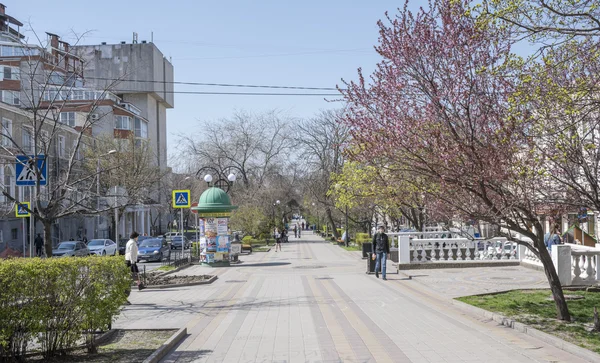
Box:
[367,254,376,274]
[362,242,373,259]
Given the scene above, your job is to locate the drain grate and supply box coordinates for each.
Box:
[225,280,248,283]
[294,265,326,269]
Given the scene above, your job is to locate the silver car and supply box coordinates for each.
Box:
[87,239,118,256]
[52,241,90,257]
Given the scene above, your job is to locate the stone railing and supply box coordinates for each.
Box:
[398,236,518,264]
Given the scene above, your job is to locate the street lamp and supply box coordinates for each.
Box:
[204,174,213,187]
[96,149,117,238]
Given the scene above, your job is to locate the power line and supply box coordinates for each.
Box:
[114,90,340,96]
[85,77,342,91]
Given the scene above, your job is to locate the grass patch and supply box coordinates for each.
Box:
[457,289,600,353]
[340,245,361,251]
[253,246,271,252]
[155,265,176,272]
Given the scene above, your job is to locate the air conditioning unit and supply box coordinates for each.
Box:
[90,113,99,121]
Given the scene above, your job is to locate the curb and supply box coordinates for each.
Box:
[142,275,218,290]
[450,299,600,362]
[397,271,600,362]
[155,263,192,276]
[142,327,187,363]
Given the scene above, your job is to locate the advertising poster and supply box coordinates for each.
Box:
[205,218,217,238]
[205,253,214,263]
[206,237,217,252]
[217,235,230,252]
[217,218,228,235]
[231,244,241,254]
[199,237,207,249]
[199,219,205,237]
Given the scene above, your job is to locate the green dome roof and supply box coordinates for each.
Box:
[192,187,238,214]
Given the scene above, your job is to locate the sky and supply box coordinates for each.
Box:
[10,0,420,166]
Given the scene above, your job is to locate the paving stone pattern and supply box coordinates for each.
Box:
[115,232,589,363]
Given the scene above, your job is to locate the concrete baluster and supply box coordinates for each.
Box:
[398,235,411,264]
[552,244,573,286]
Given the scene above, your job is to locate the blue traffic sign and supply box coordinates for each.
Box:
[16,155,47,186]
[172,190,191,208]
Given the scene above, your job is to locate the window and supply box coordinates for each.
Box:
[58,135,65,157]
[3,66,19,80]
[72,140,81,160]
[22,128,32,153]
[11,228,17,240]
[134,118,148,138]
[115,115,131,130]
[47,72,65,85]
[2,165,14,202]
[1,90,20,105]
[71,90,84,100]
[59,112,76,127]
[1,117,12,147]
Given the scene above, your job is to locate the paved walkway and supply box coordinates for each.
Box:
[116,232,589,363]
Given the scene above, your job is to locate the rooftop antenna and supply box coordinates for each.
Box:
[132,32,138,44]
[151,31,154,43]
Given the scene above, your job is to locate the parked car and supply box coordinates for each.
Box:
[118,238,128,255]
[164,232,182,241]
[137,238,170,262]
[137,235,153,245]
[170,236,190,249]
[52,241,89,257]
[87,239,118,256]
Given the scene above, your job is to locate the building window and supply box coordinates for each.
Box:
[1,117,12,147]
[11,228,17,240]
[3,66,19,80]
[1,90,20,105]
[22,128,32,153]
[58,135,65,157]
[1,165,14,202]
[72,140,81,160]
[115,115,131,130]
[134,118,148,138]
[59,112,76,127]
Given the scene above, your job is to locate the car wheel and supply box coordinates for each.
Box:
[102,250,106,256]
[158,252,163,261]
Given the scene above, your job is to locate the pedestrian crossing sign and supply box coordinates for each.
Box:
[16,155,47,186]
[172,190,191,208]
[15,202,30,218]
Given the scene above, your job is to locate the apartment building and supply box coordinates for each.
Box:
[0,3,173,252]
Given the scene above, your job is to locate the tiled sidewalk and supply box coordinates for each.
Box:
[115,232,591,362]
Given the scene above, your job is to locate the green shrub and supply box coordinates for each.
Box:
[355,233,371,247]
[242,236,254,243]
[0,256,130,359]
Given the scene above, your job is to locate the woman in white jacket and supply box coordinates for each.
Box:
[125,232,143,290]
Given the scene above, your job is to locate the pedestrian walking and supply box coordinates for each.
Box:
[544,225,562,252]
[294,225,298,238]
[125,232,144,290]
[297,224,301,238]
[302,222,305,230]
[372,225,390,280]
[276,229,284,252]
[34,233,44,257]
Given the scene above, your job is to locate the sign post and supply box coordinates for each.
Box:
[191,202,199,243]
[172,190,191,247]
[16,155,46,257]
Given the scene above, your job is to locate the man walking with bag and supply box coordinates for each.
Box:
[372,225,390,280]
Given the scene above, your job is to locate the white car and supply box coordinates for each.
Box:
[87,239,118,256]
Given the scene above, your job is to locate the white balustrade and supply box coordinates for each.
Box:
[397,237,518,263]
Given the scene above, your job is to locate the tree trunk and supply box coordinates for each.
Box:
[43,220,53,257]
[326,207,340,239]
[535,233,571,321]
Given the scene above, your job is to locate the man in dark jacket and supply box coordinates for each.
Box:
[372,225,390,280]
[34,233,44,257]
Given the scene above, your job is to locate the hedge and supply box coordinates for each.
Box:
[0,256,130,360]
[355,233,371,247]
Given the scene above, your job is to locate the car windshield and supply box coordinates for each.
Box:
[57,242,75,250]
[88,240,104,246]
[140,239,161,247]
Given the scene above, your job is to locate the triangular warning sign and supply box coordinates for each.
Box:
[17,159,45,182]
[176,193,188,205]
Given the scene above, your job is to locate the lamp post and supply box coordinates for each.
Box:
[96,149,117,238]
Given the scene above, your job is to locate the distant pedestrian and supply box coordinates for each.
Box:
[276,229,284,252]
[544,225,562,252]
[294,225,298,238]
[82,236,88,244]
[34,233,44,257]
[297,225,301,238]
[125,232,144,290]
[302,222,305,230]
[372,225,390,280]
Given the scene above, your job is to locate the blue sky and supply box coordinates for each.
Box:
[11,1,418,164]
